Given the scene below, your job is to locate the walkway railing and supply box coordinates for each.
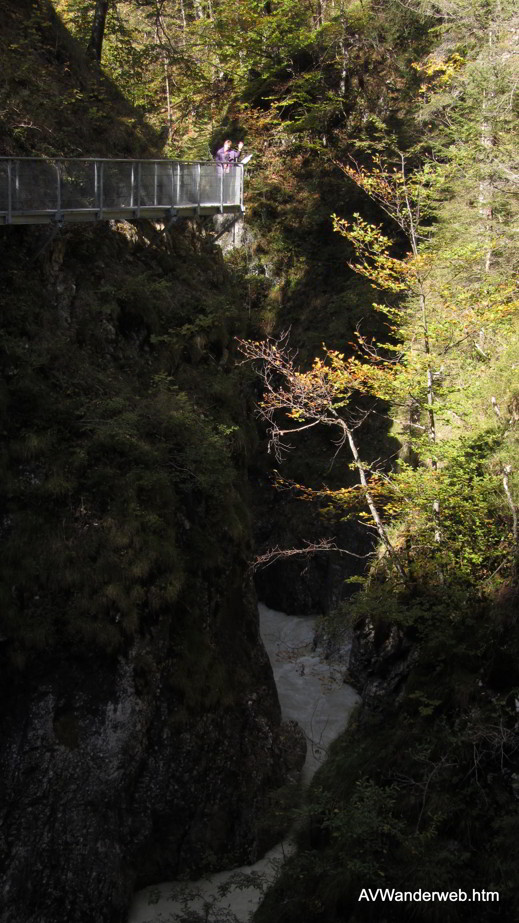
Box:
[0,157,244,225]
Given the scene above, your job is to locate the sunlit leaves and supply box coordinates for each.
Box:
[333,213,412,292]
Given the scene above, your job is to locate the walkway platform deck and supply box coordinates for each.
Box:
[0,157,244,226]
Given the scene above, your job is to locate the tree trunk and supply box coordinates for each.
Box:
[155,14,172,144]
[338,416,407,583]
[479,27,496,273]
[404,157,440,545]
[87,0,110,66]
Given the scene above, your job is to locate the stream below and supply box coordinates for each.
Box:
[128,603,360,923]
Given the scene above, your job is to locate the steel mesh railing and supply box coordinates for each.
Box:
[0,157,244,223]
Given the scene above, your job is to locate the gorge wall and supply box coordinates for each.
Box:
[0,217,303,923]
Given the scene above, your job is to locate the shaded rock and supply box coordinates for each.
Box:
[0,574,298,923]
[348,616,416,708]
[0,221,298,923]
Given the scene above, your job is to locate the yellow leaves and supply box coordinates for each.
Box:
[412,53,465,92]
[306,345,409,404]
[410,252,435,276]
[273,473,366,509]
[431,279,519,352]
[333,212,414,293]
[288,408,306,421]
[341,162,394,198]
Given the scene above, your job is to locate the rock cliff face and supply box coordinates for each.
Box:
[0,570,299,923]
[348,616,417,708]
[0,221,303,923]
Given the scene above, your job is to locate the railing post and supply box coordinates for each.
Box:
[56,161,62,219]
[220,162,224,213]
[94,161,99,210]
[240,163,244,212]
[99,161,104,219]
[176,163,180,204]
[154,162,158,206]
[197,162,201,214]
[137,162,141,217]
[7,159,12,224]
[130,162,135,209]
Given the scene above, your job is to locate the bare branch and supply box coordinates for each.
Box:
[236,335,408,584]
[251,539,373,572]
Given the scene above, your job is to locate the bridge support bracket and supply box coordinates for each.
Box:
[164,208,178,232]
[32,215,64,260]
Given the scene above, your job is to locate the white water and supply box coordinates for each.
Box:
[128,603,360,923]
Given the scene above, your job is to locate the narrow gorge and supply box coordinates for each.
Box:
[129,604,360,922]
[2,1,519,922]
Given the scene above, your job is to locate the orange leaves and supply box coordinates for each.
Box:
[237,333,407,415]
[340,159,398,204]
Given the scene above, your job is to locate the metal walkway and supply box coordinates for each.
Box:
[0,157,244,225]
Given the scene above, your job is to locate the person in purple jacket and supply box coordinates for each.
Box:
[215,139,232,171]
